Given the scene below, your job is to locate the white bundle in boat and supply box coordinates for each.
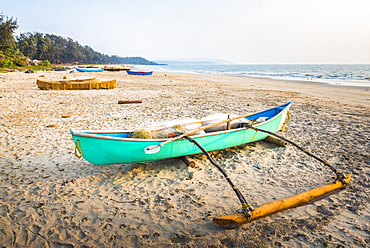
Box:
[131,118,206,139]
[201,114,252,132]
[155,118,205,137]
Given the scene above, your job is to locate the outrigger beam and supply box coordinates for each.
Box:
[213,173,352,229]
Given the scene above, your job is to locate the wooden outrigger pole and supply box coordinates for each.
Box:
[213,173,352,229]
[211,124,352,228]
[183,119,352,229]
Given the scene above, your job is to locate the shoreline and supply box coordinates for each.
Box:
[136,63,370,88]
[167,72,370,108]
[0,70,369,247]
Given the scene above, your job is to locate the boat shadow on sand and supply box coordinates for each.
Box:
[90,139,284,186]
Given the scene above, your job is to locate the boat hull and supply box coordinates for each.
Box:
[126,70,153,75]
[71,102,292,165]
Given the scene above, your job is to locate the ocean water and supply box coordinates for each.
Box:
[137,64,370,87]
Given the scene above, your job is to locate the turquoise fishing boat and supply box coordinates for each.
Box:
[70,102,292,165]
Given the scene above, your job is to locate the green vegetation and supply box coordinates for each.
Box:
[0,13,158,72]
[0,14,28,71]
[0,14,18,50]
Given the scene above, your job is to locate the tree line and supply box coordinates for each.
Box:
[0,14,26,67]
[0,14,158,68]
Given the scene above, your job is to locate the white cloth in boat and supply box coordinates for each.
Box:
[201,114,252,132]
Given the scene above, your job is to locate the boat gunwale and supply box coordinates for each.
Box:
[70,102,292,142]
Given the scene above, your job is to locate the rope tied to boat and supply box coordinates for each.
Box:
[280,111,291,131]
[74,139,83,158]
[243,124,348,184]
[185,136,254,219]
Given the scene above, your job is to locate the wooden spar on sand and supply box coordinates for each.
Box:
[213,173,352,229]
[264,135,288,146]
[118,100,143,104]
[181,156,196,168]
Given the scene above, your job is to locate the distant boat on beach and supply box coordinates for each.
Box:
[71,102,292,165]
[76,67,104,72]
[126,70,153,75]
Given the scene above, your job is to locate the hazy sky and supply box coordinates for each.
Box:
[2,0,370,64]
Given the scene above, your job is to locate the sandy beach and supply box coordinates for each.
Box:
[0,70,369,247]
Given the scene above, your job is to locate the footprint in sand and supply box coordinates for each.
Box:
[58,228,68,241]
